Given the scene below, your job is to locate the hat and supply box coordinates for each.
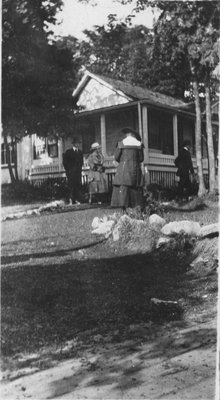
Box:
[72,137,80,145]
[183,140,191,147]
[90,142,101,150]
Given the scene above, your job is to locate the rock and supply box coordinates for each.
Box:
[112,225,120,241]
[149,214,166,229]
[38,200,65,212]
[92,220,115,238]
[190,256,204,267]
[199,223,219,238]
[150,298,183,321]
[91,217,102,230]
[112,215,146,242]
[161,220,201,237]
[156,237,171,248]
[151,298,178,305]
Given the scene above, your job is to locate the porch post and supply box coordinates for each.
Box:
[30,134,34,174]
[58,139,63,173]
[138,102,143,138]
[142,105,149,164]
[100,113,106,156]
[142,104,150,185]
[173,113,178,157]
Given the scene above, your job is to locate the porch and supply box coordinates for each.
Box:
[28,151,206,191]
[28,101,204,190]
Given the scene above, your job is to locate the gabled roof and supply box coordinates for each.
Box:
[72,70,192,110]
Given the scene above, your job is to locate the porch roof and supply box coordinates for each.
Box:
[72,99,196,120]
[72,70,194,111]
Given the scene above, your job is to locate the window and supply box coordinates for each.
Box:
[33,136,58,160]
[48,139,58,158]
[1,143,15,165]
[148,109,174,154]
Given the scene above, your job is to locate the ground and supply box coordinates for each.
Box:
[0,198,218,399]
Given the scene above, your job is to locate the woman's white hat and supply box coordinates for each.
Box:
[91,142,101,150]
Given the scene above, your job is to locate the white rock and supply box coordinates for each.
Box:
[149,214,166,229]
[14,212,26,219]
[161,220,201,236]
[91,217,102,230]
[156,237,171,248]
[112,225,120,241]
[112,215,145,242]
[199,223,219,238]
[190,256,204,267]
[151,298,178,305]
[92,220,115,238]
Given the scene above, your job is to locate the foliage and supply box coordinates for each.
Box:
[79,16,154,87]
[1,178,69,205]
[143,194,166,217]
[2,1,81,140]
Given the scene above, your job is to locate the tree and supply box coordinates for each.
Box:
[79,15,153,87]
[2,0,81,182]
[84,0,219,195]
[135,0,219,195]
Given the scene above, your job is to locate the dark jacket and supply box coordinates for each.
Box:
[63,148,83,173]
[175,148,194,177]
[113,140,144,187]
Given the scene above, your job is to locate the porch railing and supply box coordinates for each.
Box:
[28,153,209,191]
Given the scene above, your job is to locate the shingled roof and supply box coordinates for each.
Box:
[73,71,193,111]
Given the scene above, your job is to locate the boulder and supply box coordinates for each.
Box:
[92,220,115,238]
[149,214,166,229]
[38,200,65,212]
[91,216,102,230]
[161,220,201,237]
[112,215,146,242]
[199,223,219,238]
[156,237,171,248]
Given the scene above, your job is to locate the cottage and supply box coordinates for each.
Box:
[2,71,218,188]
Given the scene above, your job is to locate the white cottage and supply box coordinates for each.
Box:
[2,71,218,188]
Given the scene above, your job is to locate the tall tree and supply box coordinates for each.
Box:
[79,15,153,87]
[131,0,219,195]
[2,0,81,182]
[82,0,219,195]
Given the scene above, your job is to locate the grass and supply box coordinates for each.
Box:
[1,201,218,370]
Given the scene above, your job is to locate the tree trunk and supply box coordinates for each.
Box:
[192,79,206,197]
[3,132,16,184]
[12,139,19,181]
[205,85,216,192]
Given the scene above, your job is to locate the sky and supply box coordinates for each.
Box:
[52,0,158,39]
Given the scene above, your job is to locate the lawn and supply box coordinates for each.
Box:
[1,199,218,378]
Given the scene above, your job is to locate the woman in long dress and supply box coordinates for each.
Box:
[87,142,107,204]
[111,127,144,210]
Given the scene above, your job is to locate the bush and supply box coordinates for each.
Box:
[36,178,69,200]
[2,182,43,205]
[143,194,166,217]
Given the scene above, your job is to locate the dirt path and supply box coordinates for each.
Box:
[1,317,216,399]
[1,203,218,399]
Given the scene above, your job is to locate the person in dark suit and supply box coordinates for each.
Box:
[63,137,83,205]
[175,140,195,201]
[111,127,144,210]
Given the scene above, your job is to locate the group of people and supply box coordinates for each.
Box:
[63,128,195,208]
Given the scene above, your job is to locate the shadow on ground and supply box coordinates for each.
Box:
[1,239,217,398]
[1,242,214,356]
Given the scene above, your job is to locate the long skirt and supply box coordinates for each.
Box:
[89,172,107,194]
[111,185,144,208]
